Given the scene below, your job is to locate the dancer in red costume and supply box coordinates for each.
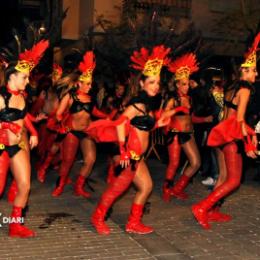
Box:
[51,51,108,198]
[37,73,87,184]
[162,53,206,201]
[7,112,42,204]
[0,40,49,237]
[192,33,260,230]
[89,45,171,235]
[36,63,62,160]
[36,64,63,182]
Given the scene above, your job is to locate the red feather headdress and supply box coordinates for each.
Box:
[78,51,96,82]
[15,40,49,73]
[241,32,260,68]
[167,53,199,80]
[53,63,63,76]
[130,45,170,76]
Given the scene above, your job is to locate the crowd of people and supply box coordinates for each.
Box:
[0,32,259,238]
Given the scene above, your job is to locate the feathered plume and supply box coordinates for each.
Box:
[53,63,63,75]
[130,45,170,76]
[78,51,96,82]
[168,53,199,80]
[15,39,49,73]
[244,32,260,59]
[241,32,260,68]
[19,39,49,68]
[78,51,96,73]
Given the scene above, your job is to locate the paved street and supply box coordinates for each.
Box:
[1,149,260,260]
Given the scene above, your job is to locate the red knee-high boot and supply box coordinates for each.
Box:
[0,129,10,197]
[37,124,49,160]
[0,151,10,197]
[37,151,56,183]
[52,133,79,197]
[91,203,110,235]
[74,175,91,198]
[125,203,154,234]
[207,154,243,223]
[9,206,36,238]
[163,135,181,202]
[91,164,137,235]
[54,144,72,184]
[107,159,116,184]
[192,142,242,229]
[170,174,190,200]
[7,180,18,204]
[207,205,232,222]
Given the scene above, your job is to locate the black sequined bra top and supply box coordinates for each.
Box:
[0,87,26,122]
[69,90,93,114]
[128,92,156,131]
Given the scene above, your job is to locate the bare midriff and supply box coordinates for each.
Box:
[71,111,91,131]
[171,115,193,132]
[135,129,149,154]
[7,119,24,146]
[43,91,59,115]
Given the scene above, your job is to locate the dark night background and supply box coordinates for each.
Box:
[0,1,46,46]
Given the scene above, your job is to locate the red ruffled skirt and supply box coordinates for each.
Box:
[207,115,254,147]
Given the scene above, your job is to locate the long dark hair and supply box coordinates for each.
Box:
[4,61,19,84]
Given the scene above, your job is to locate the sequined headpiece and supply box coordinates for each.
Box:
[52,63,63,76]
[167,53,199,80]
[241,32,260,68]
[130,45,170,77]
[15,40,49,73]
[78,51,96,82]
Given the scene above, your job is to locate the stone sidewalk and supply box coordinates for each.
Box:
[1,153,260,260]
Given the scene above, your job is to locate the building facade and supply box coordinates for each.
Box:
[61,0,260,56]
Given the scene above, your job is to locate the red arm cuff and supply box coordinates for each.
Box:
[109,109,118,120]
[26,113,37,122]
[92,106,108,119]
[119,141,130,160]
[24,114,38,137]
[243,135,256,152]
[154,109,162,121]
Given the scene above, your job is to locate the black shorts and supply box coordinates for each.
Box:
[55,130,87,143]
[166,131,192,145]
[219,140,243,154]
[71,130,87,140]
[0,144,21,158]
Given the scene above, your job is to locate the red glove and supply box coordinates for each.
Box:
[243,135,256,152]
[56,114,63,122]
[24,115,38,137]
[26,113,37,122]
[154,109,162,121]
[47,117,58,131]
[0,122,21,135]
[119,141,130,161]
[246,124,256,136]
[92,106,109,119]
[109,109,118,120]
[58,123,70,134]
[174,106,189,115]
